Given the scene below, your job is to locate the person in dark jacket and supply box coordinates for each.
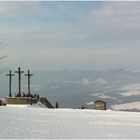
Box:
[55,102,58,108]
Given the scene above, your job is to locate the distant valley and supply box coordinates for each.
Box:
[1,68,140,110]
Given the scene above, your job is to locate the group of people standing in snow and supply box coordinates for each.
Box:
[14,92,40,99]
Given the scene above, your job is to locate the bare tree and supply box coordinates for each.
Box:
[0,36,8,60]
[0,55,8,60]
[0,37,7,49]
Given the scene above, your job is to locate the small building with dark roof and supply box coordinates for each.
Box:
[94,100,106,110]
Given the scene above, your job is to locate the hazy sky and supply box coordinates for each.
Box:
[0,1,140,71]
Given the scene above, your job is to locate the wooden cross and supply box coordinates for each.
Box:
[6,70,14,97]
[15,67,24,96]
[25,70,33,95]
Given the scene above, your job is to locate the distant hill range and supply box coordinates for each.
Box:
[1,68,140,110]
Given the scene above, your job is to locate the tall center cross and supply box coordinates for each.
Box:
[15,67,24,96]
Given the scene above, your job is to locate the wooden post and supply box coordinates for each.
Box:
[25,70,33,95]
[15,67,24,96]
[6,70,14,97]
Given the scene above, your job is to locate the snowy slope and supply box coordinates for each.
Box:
[0,105,140,139]
[112,101,140,111]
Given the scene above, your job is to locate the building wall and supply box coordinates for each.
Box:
[5,97,38,105]
[95,101,106,110]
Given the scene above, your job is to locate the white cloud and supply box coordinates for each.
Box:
[120,84,140,97]
[89,2,140,42]
[0,1,40,15]
[90,93,116,100]
[94,78,108,85]
[120,92,140,97]
[1,2,140,71]
[0,2,18,14]
[92,2,140,18]
[86,101,94,105]
[91,2,140,27]
[79,78,92,85]
[121,84,140,91]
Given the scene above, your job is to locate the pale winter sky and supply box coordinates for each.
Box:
[0,1,140,71]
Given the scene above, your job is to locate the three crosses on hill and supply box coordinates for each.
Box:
[6,67,34,98]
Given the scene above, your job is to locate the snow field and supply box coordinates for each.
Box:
[0,105,140,139]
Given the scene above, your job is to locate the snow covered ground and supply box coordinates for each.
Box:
[112,101,140,111]
[1,105,140,139]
